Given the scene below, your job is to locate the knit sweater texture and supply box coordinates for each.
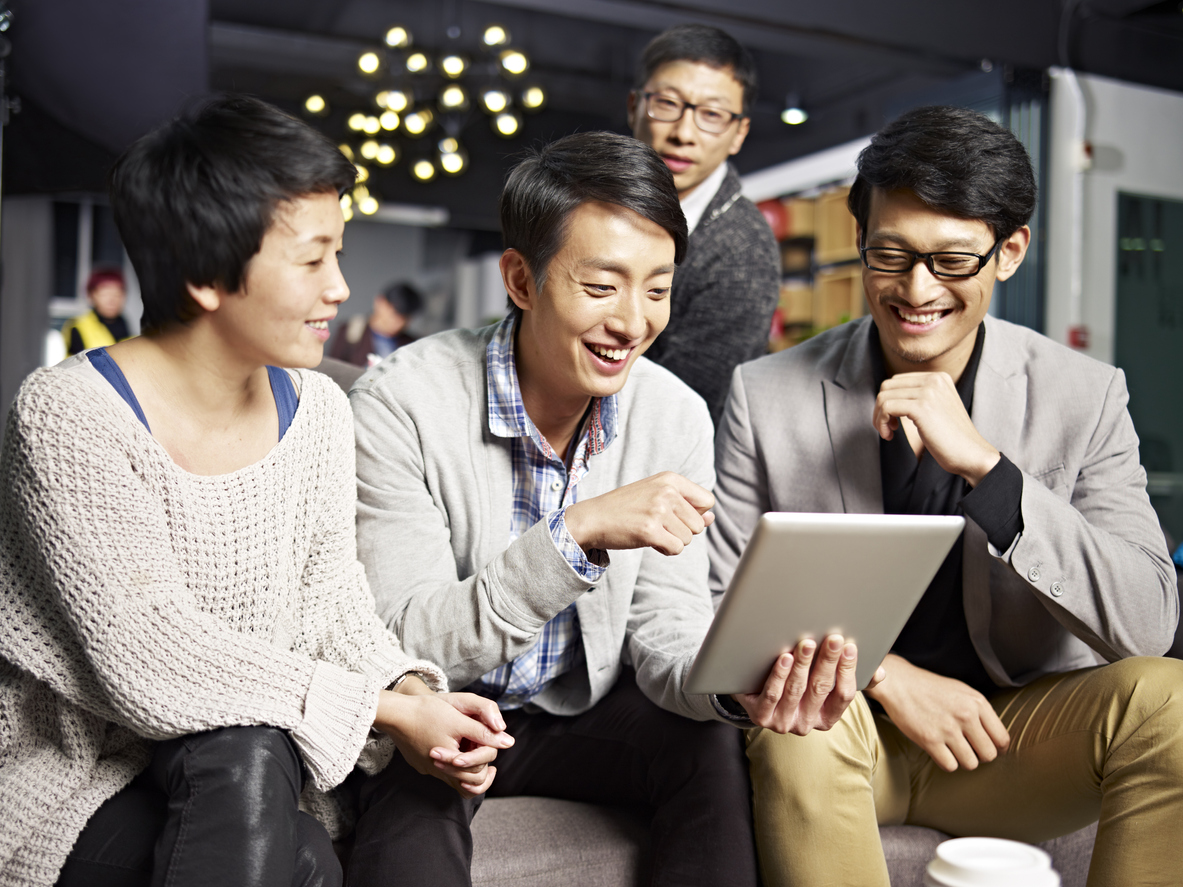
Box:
[645,164,780,426]
[0,357,444,887]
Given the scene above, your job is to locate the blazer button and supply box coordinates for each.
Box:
[1028,566,1041,582]
[1051,581,1064,597]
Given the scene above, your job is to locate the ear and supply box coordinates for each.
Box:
[728,116,751,156]
[500,249,535,312]
[993,225,1031,283]
[185,281,222,313]
[626,90,640,136]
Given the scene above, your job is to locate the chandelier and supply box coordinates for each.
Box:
[303,23,546,219]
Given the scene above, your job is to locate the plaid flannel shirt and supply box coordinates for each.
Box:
[467,315,616,709]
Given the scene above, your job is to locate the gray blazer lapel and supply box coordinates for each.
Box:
[822,319,883,514]
[963,317,1030,686]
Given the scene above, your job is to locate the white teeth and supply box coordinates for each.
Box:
[899,310,942,325]
[306,320,328,330]
[590,345,627,361]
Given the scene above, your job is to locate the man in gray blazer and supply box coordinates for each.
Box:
[347,131,862,887]
[711,106,1183,887]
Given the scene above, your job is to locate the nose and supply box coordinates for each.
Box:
[607,290,648,342]
[669,107,697,144]
[897,259,945,305]
[326,262,350,306]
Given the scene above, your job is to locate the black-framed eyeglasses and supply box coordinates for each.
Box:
[637,91,745,135]
[859,237,1005,279]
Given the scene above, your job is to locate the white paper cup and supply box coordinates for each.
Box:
[924,837,1061,887]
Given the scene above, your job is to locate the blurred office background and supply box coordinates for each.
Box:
[1,0,1181,537]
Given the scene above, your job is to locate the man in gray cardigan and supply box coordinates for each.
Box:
[711,106,1183,887]
[629,24,780,426]
[347,132,864,887]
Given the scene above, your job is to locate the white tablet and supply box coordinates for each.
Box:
[684,512,965,696]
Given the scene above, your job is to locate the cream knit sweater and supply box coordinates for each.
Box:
[0,357,444,887]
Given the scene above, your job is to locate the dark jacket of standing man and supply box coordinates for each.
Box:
[629,24,780,426]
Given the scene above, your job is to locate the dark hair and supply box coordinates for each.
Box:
[848,105,1037,244]
[86,266,125,294]
[109,94,356,333]
[499,131,687,301]
[635,24,758,114]
[379,282,423,318]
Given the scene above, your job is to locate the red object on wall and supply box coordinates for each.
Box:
[757,199,789,241]
[1068,325,1090,349]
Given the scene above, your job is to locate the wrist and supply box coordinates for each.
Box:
[562,501,595,552]
[963,447,1001,488]
[391,672,433,696]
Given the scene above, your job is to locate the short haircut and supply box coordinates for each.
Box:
[86,266,125,294]
[380,282,423,318]
[848,105,1037,244]
[634,24,758,114]
[499,131,687,297]
[109,94,356,333]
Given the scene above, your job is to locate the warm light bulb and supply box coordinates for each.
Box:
[363,116,381,134]
[340,193,352,209]
[481,89,508,113]
[781,107,808,125]
[360,140,380,160]
[352,185,370,201]
[338,143,355,161]
[380,110,400,130]
[438,137,459,154]
[482,24,509,46]
[440,55,467,78]
[341,203,354,222]
[412,159,436,181]
[494,111,521,137]
[500,49,528,76]
[378,90,410,112]
[358,51,381,75]
[376,144,397,166]
[440,152,465,175]
[355,164,370,182]
[521,86,545,110]
[384,26,411,48]
[358,196,380,215]
[440,85,468,110]
[304,94,327,115]
[347,113,367,132]
[403,112,427,136]
[406,52,429,73]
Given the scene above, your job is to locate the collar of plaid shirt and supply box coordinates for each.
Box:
[486,313,618,457]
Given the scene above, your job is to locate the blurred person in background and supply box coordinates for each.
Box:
[62,266,132,356]
[330,281,422,368]
[628,24,780,426]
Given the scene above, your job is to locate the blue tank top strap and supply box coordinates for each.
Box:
[266,366,299,440]
[87,347,152,432]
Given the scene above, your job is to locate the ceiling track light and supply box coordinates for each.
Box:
[781,92,808,126]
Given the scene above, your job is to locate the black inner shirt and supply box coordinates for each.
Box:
[870,323,997,696]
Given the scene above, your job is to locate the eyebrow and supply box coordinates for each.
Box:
[650,84,736,109]
[578,258,677,277]
[867,231,988,251]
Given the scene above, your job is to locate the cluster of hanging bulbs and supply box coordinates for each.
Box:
[303,23,546,217]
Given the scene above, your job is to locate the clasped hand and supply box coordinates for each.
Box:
[374,677,514,796]
[873,372,1000,486]
[735,635,884,735]
[564,471,714,556]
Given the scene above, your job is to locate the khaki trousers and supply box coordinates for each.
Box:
[746,657,1183,887]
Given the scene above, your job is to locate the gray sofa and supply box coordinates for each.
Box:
[469,798,1098,887]
[317,356,1167,886]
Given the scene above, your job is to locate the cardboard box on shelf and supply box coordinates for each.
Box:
[814,265,864,329]
[784,198,815,239]
[815,187,859,265]
[779,281,814,325]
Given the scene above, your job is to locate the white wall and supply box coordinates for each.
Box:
[1046,71,1183,364]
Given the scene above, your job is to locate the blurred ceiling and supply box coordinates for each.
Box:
[6,0,1182,229]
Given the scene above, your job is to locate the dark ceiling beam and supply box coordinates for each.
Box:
[467,0,976,75]
[1081,0,1164,16]
[210,22,363,78]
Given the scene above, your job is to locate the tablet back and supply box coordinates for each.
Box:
[684,512,965,696]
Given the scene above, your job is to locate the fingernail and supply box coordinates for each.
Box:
[800,640,816,655]
[454,757,467,767]
[430,749,443,760]
[843,644,857,659]
[780,653,793,668]
[827,636,843,652]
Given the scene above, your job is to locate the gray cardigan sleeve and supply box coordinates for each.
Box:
[351,385,594,690]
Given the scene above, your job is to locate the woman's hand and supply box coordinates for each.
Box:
[374,677,514,796]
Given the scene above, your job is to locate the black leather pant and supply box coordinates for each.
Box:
[346,671,758,887]
[56,726,340,887]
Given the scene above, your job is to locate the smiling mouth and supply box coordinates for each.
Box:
[586,343,630,363]
[891,305,953,326]
[306,320,329,330]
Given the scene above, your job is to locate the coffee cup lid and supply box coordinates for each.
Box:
[925,837,1060,887]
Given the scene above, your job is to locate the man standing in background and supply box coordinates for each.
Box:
[629,23,780,425]
[330,281,422,368]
